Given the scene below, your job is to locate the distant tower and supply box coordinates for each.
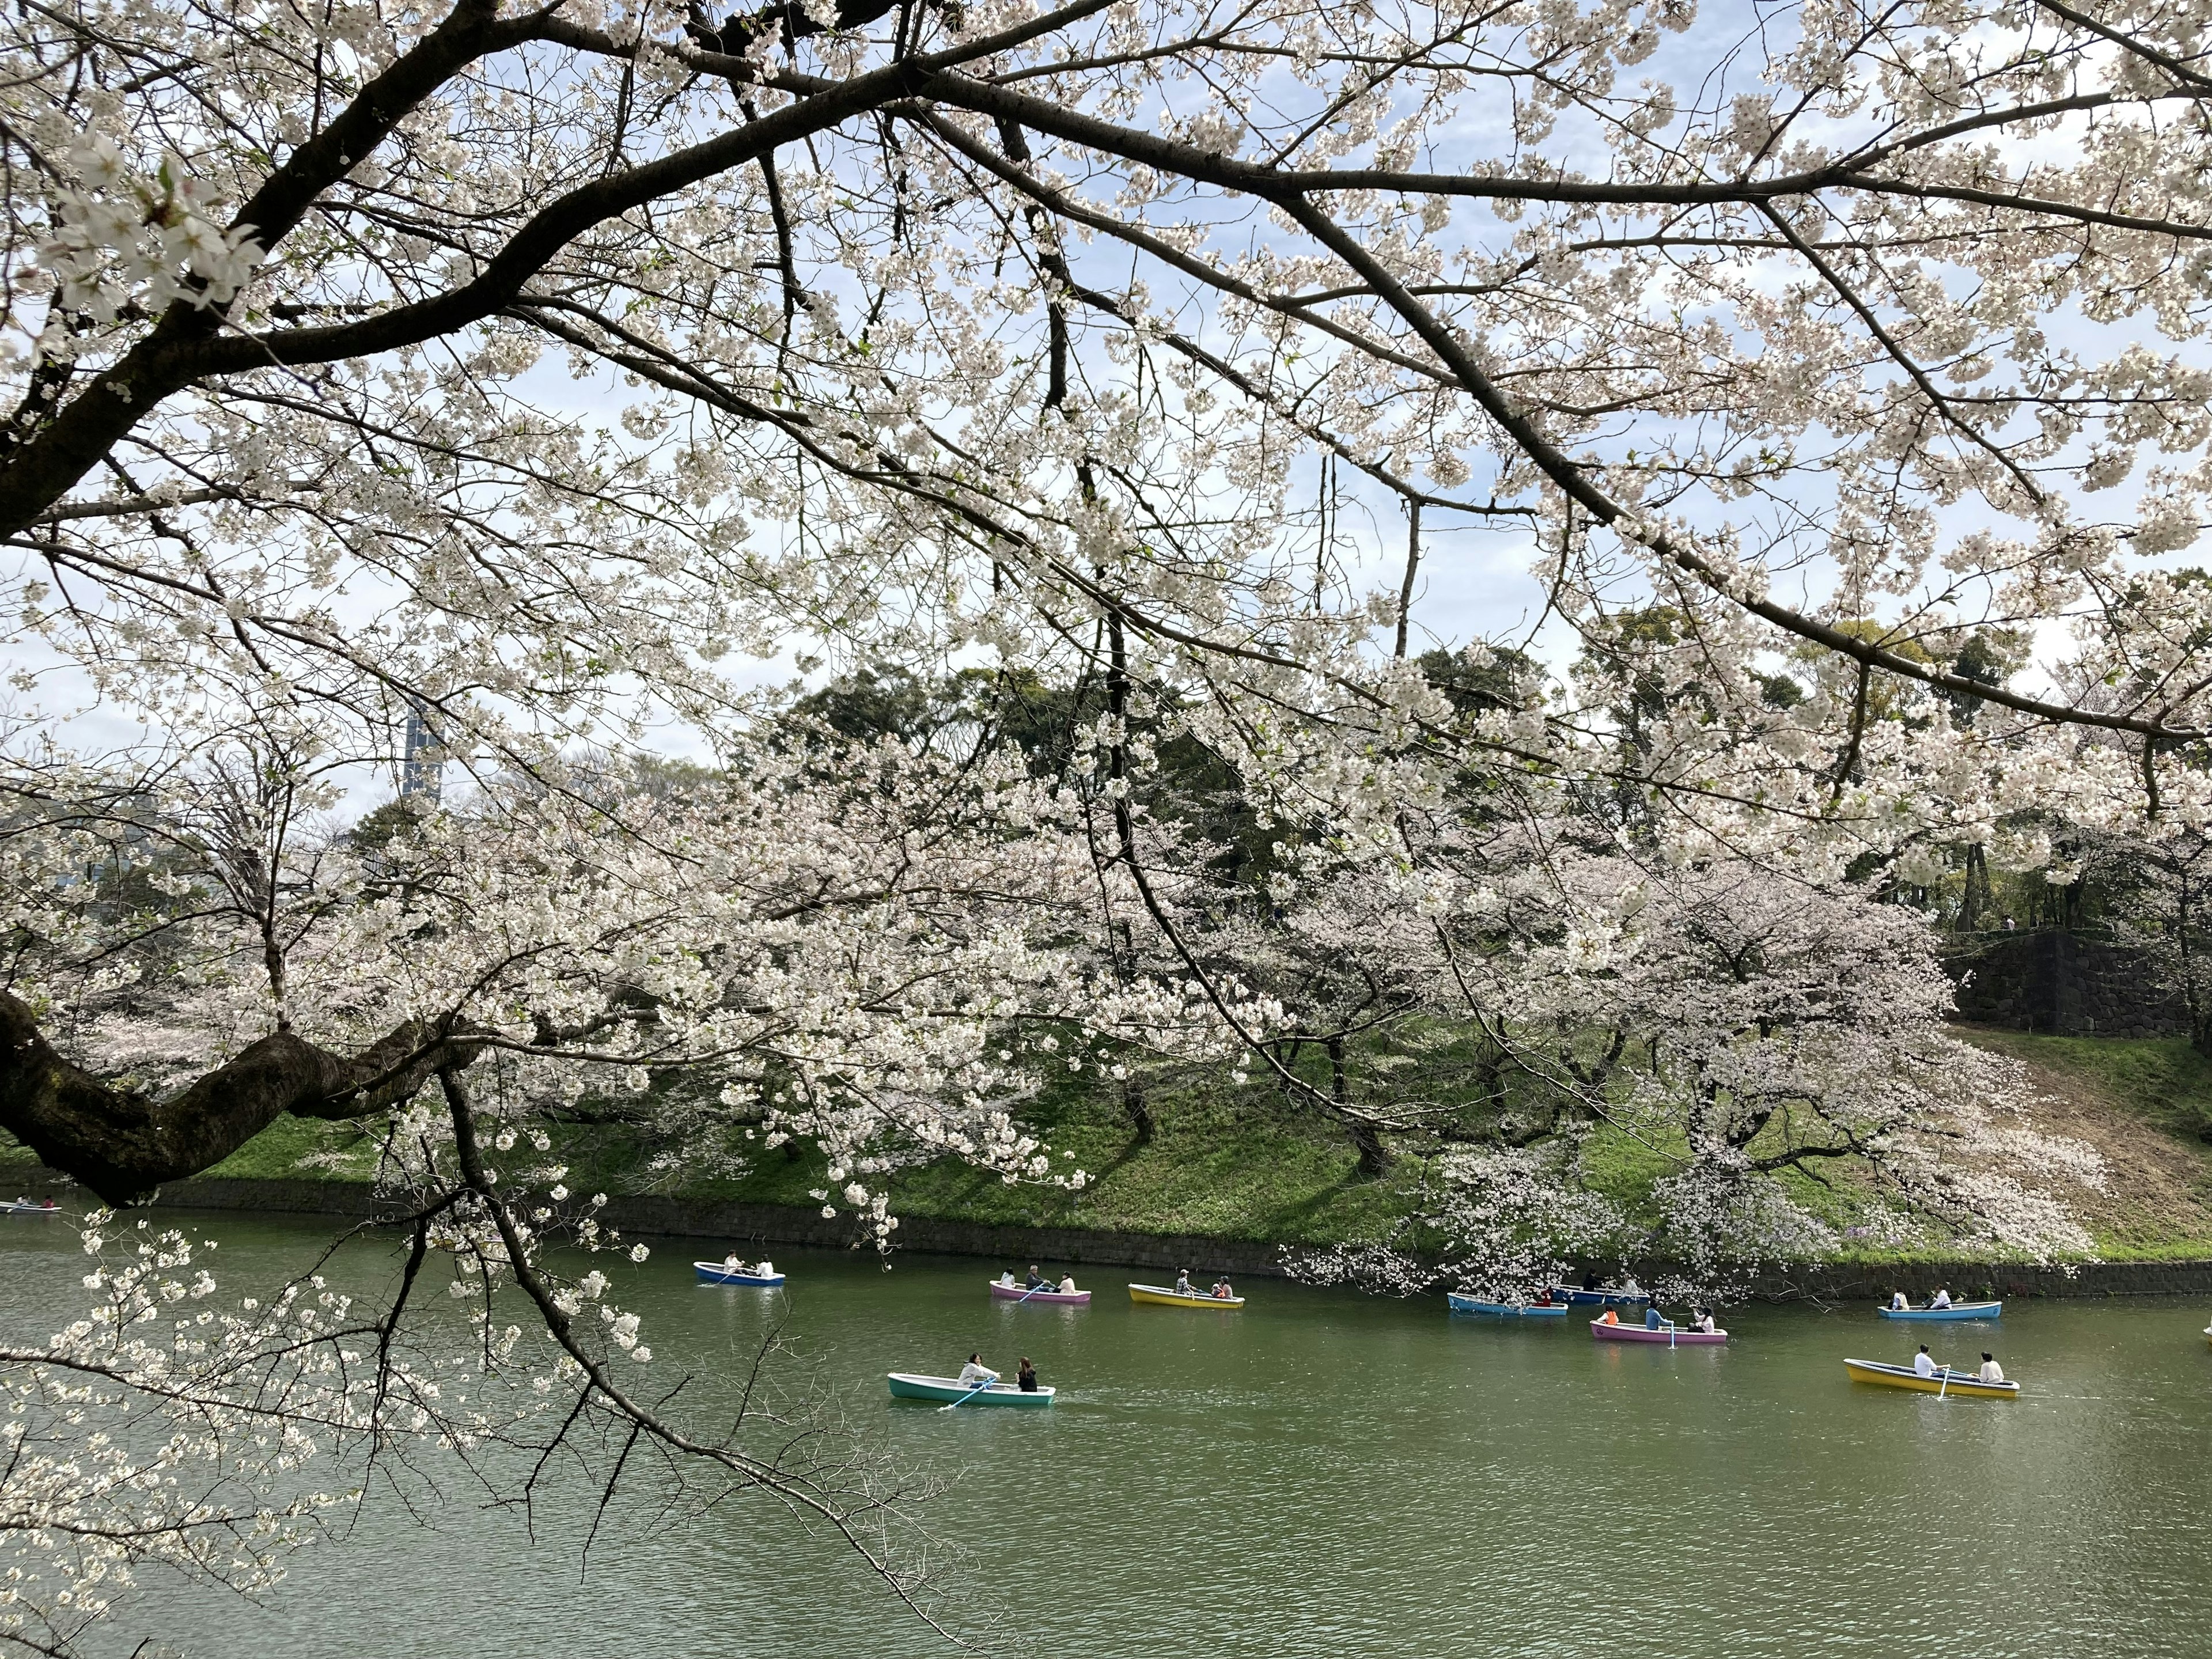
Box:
[400,707,444,804]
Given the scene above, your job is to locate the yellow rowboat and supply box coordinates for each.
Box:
[2203,1324,2212,1349]
[1844,1358,2019,1399]
[1128,1282,1245,1310]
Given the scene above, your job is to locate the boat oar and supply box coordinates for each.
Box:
[941,1377,998,1411]
[1937,1366,1950,1400]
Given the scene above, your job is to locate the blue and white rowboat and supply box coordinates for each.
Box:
[694,1260,785,1287]
[1448,1293,1569,1317]
[1877,1301,2001,1321]
[1546,1284,1652,1308]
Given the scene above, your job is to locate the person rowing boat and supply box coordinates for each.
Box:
[957,1354,999,1390]
[1912,1344,1938,1378]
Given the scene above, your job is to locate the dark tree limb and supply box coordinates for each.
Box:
[0,990,472,1204]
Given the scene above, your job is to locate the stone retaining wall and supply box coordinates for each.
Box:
[112,1172,2212,1301]
[1946,928,2188,1038]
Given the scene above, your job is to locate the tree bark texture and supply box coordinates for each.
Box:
[0,990,465,1204]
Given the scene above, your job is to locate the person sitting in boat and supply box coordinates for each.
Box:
[1977,1352,2005,1384]
[1598,1308,1620,1325]
[1581,1270,1600,1293]
[1016,1357,1040,1393]
[997,1270,1017,1288]
[1211,1278,1234,1300]
[1643,1305,1665,1330]
[1930,1286,1953,1309]
[1694,1308,1717,1335]
[1025,1264,1048,1290]
[1912,1344,1937,1378]
[1621,1275,1645,1299]
[1058,1273,1077,1293]
[1175,1268,1195,1296]
[1889,1289,1909,1311]
[957,1353,999,1389]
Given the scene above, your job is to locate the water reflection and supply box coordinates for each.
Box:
[2,1213,2207,1658]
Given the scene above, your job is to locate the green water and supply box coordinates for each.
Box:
[7,1213,2212,1657]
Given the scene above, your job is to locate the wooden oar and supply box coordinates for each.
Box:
[940,1376,999,1411]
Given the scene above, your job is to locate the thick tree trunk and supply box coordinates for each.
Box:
[1327,1033,1390,1176]
[0,991,467,1204]
[1120,1075,1154,1143]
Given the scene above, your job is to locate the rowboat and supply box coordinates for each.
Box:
[1877,1301,2001,1321]
[1590,1318,1727,1346]
[0,1200,60,1216]
[990,1279,1092,1306]
[1547,1284,1652,1307]
[2202,1323,2211,1350]
[1448,1293,1568,1317]
[1844,1357,2018,1399]
[1128,1282,1245,1310]
[694,1260,785,1287]
[886,1372,1056,1407]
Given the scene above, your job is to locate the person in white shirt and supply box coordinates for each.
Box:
[1889,1290,1909,1311]
[1912,1344,1938,1378]
[956,1354,998,1389]
[1058,1274,1077,1293]
[1930,1287,1953,1309]
[1694,1309,1717,1334]
[997,1270,1016,1288]
[1976,1353,2005,1384]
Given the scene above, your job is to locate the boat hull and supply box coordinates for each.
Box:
[1448,1294,1568,1317]
[1548,1285,1652,1306]
[1844,1358,2018,1398]
[1591,1319,1727,1345]
[694,1263,785,1287]
[1128,1283,1245,1309]
[1877,1302,2002,1321]
[0,1202,60,1215]
[989,1281,1092,1305]
[886,1372,1056,1407]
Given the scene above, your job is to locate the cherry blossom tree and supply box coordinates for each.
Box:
[1282,804,2106,1297]
[7,0,2212,1639]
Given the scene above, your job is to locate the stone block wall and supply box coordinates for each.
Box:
[1945,927,2188,1038]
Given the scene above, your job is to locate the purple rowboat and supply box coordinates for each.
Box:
[1590,1317,1727,1346]
[988,1279,1093,1306]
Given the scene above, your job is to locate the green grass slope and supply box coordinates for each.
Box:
[9,1030,2212,1262]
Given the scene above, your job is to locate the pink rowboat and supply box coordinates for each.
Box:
[1590,1318,1727,1346]
[988,1279,1092,1306]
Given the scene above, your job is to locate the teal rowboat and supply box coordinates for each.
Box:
[886,1371,1056,1407]
[1877,1301,2002,1321]
[1448,1293,1569,1317]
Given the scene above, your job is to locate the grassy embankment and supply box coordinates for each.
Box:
[9,1031,2212,1260]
